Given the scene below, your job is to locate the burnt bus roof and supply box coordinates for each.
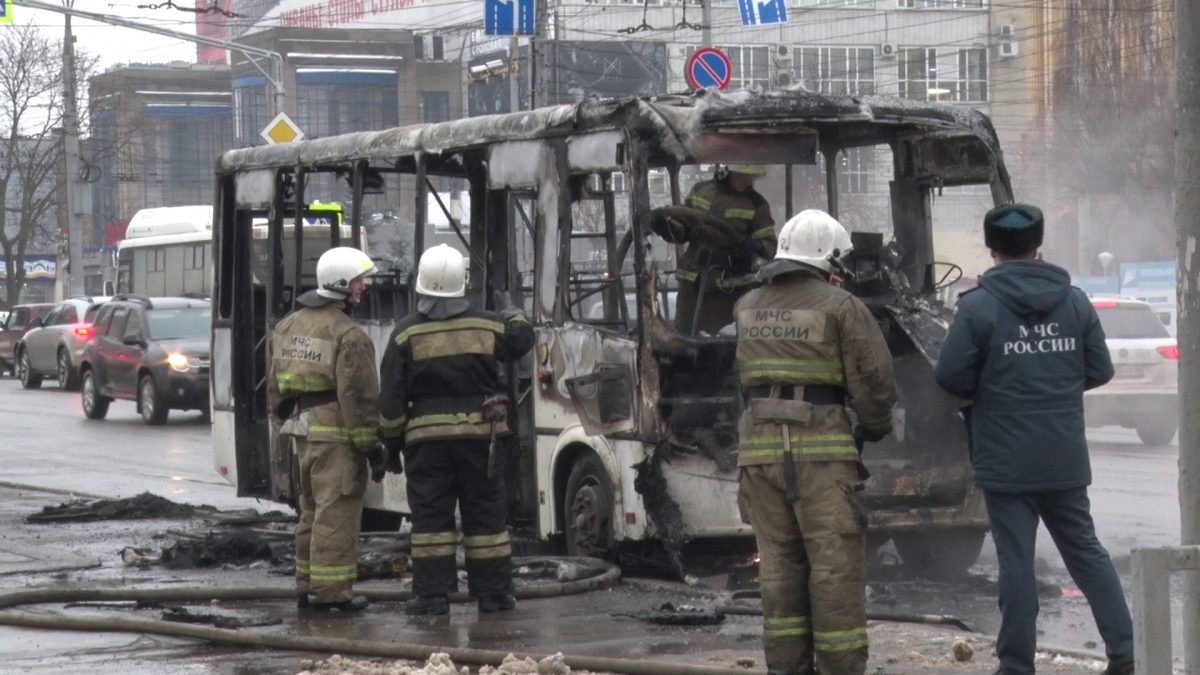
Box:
[218,88,1009,188]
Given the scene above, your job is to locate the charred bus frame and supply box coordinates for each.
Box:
[212,89,1013,577]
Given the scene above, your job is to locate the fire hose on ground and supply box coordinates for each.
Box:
[0,555,982,674]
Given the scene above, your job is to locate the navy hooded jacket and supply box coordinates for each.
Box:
[933,260,1113,493]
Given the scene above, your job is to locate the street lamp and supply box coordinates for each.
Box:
[1098,251,1115,276]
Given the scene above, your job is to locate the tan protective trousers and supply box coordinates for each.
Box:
[738,460,870,675]
[294,439,368,604]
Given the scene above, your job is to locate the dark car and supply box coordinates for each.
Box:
[0,303,55,376]
[78,295,210,425]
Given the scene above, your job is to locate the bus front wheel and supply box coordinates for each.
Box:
[564,453,614,558]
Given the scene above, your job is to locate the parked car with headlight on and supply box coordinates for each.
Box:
[77,295,210,425]
[15,296,109,390]
[1084,296,1178,446]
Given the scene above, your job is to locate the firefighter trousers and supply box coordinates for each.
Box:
[294,438,368,604]
[403,438,513,599]
[738,460,870,675]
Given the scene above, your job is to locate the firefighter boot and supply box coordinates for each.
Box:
[478,594,516,613]
[406,594,450,616]
[312,596,369,614]
[297,593,310,610]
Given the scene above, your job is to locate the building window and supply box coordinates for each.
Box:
[898,0,983,7]
[142,105,234,208]
[295,70,399,139]
[898,47,987,101]
[795,47,875,95]
[185,245,205,270]
[798,0,872,7]
[421,92,451,124]
[235,83,268,147]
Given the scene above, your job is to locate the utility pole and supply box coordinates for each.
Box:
[701,0,712,47]
[62,6,84,298]
[1175,0,1200,670]
[508,37,520,113]
[531,0,548,108]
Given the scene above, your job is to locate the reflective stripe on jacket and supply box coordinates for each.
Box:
[675,179,776,289]
[379,307,535,446]
[734,273,896,466]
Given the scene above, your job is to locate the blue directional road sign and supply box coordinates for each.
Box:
[738,0,787,26]
[485,0,535,36]
[0,0,12,25]
[686,48,732,91]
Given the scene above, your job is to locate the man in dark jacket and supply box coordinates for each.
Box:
[934,204,1133,675]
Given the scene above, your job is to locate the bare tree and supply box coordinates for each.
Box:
[0,23,73,307]
[1044,0,1176,267]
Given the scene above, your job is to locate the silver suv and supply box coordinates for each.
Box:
[15,296,109,390]
[1084,296,1178,445]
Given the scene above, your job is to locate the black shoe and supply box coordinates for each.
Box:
[478,594,516,613]
[406,595,450,616]
[311,596,369,613]
[1103,661,1134,675]
[297,593,310,610]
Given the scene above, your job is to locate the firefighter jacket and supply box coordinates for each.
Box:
[378,307,535,447]
[676,179,777,291]
[267,301,381,452]
[734,272,897,466]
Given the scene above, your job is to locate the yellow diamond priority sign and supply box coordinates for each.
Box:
[261,112,304,145]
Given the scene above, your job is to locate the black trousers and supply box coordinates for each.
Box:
[404,438,514,598]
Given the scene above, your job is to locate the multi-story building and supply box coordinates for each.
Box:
[88,62,234,246]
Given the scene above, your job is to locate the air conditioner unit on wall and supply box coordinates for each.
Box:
[999,25,1018,58]
[879,43,898,59]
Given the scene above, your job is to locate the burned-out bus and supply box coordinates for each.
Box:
[212,89,1012,578]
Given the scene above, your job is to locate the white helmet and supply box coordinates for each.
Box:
[416,244,468,298]
[775,210,853,273]
[316,247,377,299]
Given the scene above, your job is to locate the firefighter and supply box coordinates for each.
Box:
[268,246,385,614]
[379,244,535,616]
[673,164,776,335]
[734,210,897,675]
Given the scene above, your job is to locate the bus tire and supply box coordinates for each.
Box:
[564,452,614,558]
[139,374,169,426]
[81,369,110,420]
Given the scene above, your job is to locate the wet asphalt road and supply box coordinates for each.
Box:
[0,376,1186,668]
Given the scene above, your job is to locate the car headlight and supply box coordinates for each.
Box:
[167,353,201,372]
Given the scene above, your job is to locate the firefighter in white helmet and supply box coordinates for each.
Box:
[267,246,384,613]
[734,210,897,675]
[378,244,535,616]
[668,164,776,335]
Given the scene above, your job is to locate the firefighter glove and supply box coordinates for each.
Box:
[385,439,405,475]
[367,444,387,483]
[854,424,887,446]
